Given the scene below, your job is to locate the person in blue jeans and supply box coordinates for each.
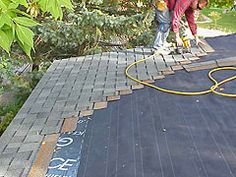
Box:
[152,0,208,55]
[153,5,172,55]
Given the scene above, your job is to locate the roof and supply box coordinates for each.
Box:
[1,34,236,177]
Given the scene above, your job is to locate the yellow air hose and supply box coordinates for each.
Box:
[125,53,236,97]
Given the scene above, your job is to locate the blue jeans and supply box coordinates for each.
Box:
[153,8,172,50]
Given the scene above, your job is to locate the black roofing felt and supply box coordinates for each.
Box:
[44,34,236,177]
[77,34,236,177]
[46,117,89,177]
[201,34,236,61]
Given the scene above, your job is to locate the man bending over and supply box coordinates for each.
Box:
[153,0,208,55]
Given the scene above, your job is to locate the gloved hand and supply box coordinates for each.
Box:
[194,35,206,46]
[175,34,183,46]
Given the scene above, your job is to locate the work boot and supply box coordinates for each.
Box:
[153,47,171,55]
[163,42,172,47]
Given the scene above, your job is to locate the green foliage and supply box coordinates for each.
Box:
[11,70,43,92]
[98,0,151,15]
[37,0,73,19]
[208,11,221,28]
[0,0,38,56]
[0,0,73,57]
[0,70,43,135]
[0,112,15,135]
[199,8,236,33]
[130,30,154,46]
[0,56,16,93]
[0,86,30,135]
[36,7,153,56]
[0,57,14,79]
[1,0,153,62]
[24,70,43,88]
[209,0,233,8]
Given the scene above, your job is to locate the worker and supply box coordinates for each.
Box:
[152,0,208,55]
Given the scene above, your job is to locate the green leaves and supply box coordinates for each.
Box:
[0,14,38,57]
[209,0,233,8]
[13,17,40,27]
[17,39,32,59]
[38,0,74,20]
[4,28,14,47]
[16,24,33,47]
[15,24,34,57]
[0,14,13,28]
[0,0,33,56]
[0,0,74,58]
[0,30,11,53]
[36,7,151,57]
[11,0,28,7]
[61,0,74,9]
[0,1,8,9]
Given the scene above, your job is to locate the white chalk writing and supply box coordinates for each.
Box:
[57,137,73,147]
[48,158,77,171]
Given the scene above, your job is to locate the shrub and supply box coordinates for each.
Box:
[0,112,15,135]
[209,0,233,8]
[0,70,43,136]
[36,9,153,56]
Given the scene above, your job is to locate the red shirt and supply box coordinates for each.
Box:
[166,0,197,35]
